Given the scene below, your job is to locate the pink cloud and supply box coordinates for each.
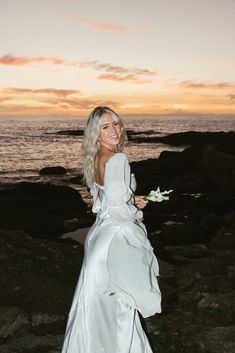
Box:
[0,55,66,66]
[65,15,129,39]
[97,74,153,84]
[0,55,155,85]
[3,87,81,97]
[175,80,234,90]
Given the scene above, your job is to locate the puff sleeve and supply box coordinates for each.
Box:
[104,153,143,225]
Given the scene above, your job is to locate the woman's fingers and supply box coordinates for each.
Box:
[135,196,148,209]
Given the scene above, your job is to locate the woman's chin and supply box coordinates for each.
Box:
[109,139,120,146]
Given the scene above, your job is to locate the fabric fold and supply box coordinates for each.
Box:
[104,227,162,318]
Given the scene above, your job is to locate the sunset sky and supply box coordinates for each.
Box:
[0,0,235,116]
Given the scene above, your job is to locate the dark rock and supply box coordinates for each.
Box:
[222,212,235,230]
[0,306,30,341]
[200,213,222,234]
[39,166,67,175]
[0,229,84,315]
[6,333,63,352]
[69,174,84,185]
[165,244,213,259]
[56,129,84,136]
[160,223,206,245]
[31,312,65,335]
[0,182,92,238]
[197,326,235,353]
[172,173,213,193]
[201,143,235,194]
[209,229,235,250]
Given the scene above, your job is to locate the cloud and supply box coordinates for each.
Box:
[228,94,235,100]
[83,61,155,83]
[0,55,66,66]
[92,62,154,76]
[97,74,153,84]
[174,80,234,91]
[0,87,120,115]
[3,87,81,97]
[0,55,155,84]
[65,15,129,39]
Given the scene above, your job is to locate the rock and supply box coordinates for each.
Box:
[0,249,9,261]
[200,213,222,234]
[0,182,92,238]
[69,174,84,184]
[223,212,235,230]
[197,326,235,353]
[31,313,65,335]
[0,306,30,340]
[209,229,235,250]
[39,166,67,175]
[197,292,212,308]
[165,244,213,259]
[201,143,235,194]
[172,173,212,193]
[159,223,205,245]
[56,129,84,136]
[0,229,84,315]
[6,333,64,352]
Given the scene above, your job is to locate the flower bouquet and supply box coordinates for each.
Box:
[144,187,173,202]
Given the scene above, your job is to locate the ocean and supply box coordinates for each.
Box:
[0,115,235,187]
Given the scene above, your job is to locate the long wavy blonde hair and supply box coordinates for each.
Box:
[81,106,128,188]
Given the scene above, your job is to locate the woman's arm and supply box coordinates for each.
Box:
[104,153,143,225]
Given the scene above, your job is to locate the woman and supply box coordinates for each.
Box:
[61,107,162,353]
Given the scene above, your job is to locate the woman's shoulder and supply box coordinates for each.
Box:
[98,151,127,167]
[106,152,128,166]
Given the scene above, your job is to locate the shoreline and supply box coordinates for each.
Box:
[1,129,235,352]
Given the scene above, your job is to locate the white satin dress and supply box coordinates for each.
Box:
[61,152,162,353]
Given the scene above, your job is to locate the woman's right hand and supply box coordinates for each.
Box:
[134,195,149,209]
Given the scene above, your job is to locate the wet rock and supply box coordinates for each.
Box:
[0,306,30,340]
[39,166,67,175]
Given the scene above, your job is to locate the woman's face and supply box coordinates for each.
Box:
[99,113,121,149]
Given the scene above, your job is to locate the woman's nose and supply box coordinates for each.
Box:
[110,124,117,133]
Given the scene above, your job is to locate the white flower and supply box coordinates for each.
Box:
[144,187,173,202]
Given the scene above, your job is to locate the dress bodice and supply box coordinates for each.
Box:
[89,153,143,224]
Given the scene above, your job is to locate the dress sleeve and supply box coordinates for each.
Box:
[104,153,143,225]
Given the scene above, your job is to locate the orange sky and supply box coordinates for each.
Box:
[0,0,235,116]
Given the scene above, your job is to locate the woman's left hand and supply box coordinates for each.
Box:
[134,195,149,209]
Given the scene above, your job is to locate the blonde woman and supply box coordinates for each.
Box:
[61,107,162,353]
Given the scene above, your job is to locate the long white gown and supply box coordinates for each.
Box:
[61,152,162,353]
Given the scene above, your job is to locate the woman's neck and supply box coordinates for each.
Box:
[100,144,117,153]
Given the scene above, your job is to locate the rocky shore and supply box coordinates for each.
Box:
[0,131,234,353]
